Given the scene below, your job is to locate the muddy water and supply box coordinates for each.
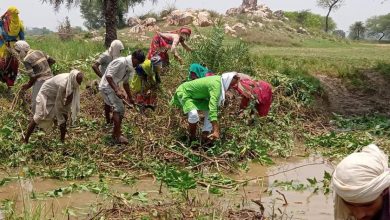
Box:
[0,156,335,219]
[227,156,335,219]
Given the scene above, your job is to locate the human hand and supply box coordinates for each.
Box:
[115,90,125,99]
[207,131,220,140]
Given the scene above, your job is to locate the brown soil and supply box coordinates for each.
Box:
[316,72,390,116]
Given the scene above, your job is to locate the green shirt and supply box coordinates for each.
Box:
[171,75,221,121]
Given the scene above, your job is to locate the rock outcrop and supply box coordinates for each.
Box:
[127,17,141,27]
[226,0,272,20]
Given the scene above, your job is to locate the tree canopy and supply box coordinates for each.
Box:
[349,21,366,40]
[316,0,344,32]
[366,13,390,40]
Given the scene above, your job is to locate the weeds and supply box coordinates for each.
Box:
[0,20,388,219]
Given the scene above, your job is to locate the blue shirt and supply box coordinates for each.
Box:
[0,20,25,47]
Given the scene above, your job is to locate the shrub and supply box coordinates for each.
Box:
[284,10,336,31]
[185,26,255,75]
[57,16,74,41]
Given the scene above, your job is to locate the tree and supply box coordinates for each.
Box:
[317,0,344,32]
[366,13,390,41]
[42,0,156,47]
[80,0,128,30]
[284,10,337,31]
[349,21,366,40]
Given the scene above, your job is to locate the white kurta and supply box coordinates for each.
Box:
[33,71,80,130]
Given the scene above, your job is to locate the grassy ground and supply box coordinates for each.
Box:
[0,27,389,219]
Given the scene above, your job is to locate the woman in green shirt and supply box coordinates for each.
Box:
[171,72,238,142]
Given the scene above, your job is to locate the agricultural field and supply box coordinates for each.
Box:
[0,26,389,219]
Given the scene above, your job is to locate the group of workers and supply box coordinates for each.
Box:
[1,6,389,220]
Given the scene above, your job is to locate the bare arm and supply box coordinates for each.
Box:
[180,41,192,52]
[123,81,133,104]
[160,33,183,64]
[21,76,37,91]
[92,62,103,78]
[106,75,121,95]
[208,121,220,140]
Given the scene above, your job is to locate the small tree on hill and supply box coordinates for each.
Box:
[366,14,390,41]
[58,16,73,40]
[317,0,344,32]
[349,21,366,40]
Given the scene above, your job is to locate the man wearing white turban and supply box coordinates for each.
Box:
[23,70,84,143]
[92,40,124,78]
[14,40,56,114]
[332,144,390,220]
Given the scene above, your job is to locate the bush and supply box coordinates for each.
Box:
[139,11,160,21]
[284,10,336,31]
[185,26,255,75]
[375,62,390,77]
[57,16,74,41]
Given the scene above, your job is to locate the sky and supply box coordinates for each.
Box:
[1,0,390,32]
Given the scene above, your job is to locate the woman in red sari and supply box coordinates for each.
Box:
[147,27,192,67]
[233,74,273,117]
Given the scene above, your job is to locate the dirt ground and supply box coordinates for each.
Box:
[316,72,390,116]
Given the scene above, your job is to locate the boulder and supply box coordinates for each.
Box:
[196,11,213,27]
[130,24,145,34]
[252,10,267,19]
[273,10,284,19]
[127,17,141,27]
[232,23,247,35]
[241,0,258,9]
[168,10,195,26]
[226,7,244,16]
[143,17,157,26]
[146,25,160,32]
[224,24,236,35]
[91,36,104,42]
[257,22,264,28]
[179,12,195,25]
[297,27,309,35]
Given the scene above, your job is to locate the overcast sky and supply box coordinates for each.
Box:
[1,0,389,32]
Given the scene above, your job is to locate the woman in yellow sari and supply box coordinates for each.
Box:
[0,6,25,88]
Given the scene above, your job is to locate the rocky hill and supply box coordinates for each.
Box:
[122,0,310,42]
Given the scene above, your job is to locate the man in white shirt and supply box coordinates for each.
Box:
[99,50,146,144]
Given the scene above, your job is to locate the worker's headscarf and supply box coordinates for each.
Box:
[179,27,192,36]
[1,6,23,37]
[108,40,124,59]
[14,40,30,60]
[332,144,390,219]
[219,72,237,106]
[188,63,210,80]
[66,70,82,125]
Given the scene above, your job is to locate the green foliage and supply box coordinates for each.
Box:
[284,10,337,31]
[42,181,109,198]
[365,13,390,40]
[306,131,373,157]
[272,171,332,194]
[375,62,390,77]
[185,26,255,75]
[349,21,366,40]
[332,114,390,136]
[154,165,196,201]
